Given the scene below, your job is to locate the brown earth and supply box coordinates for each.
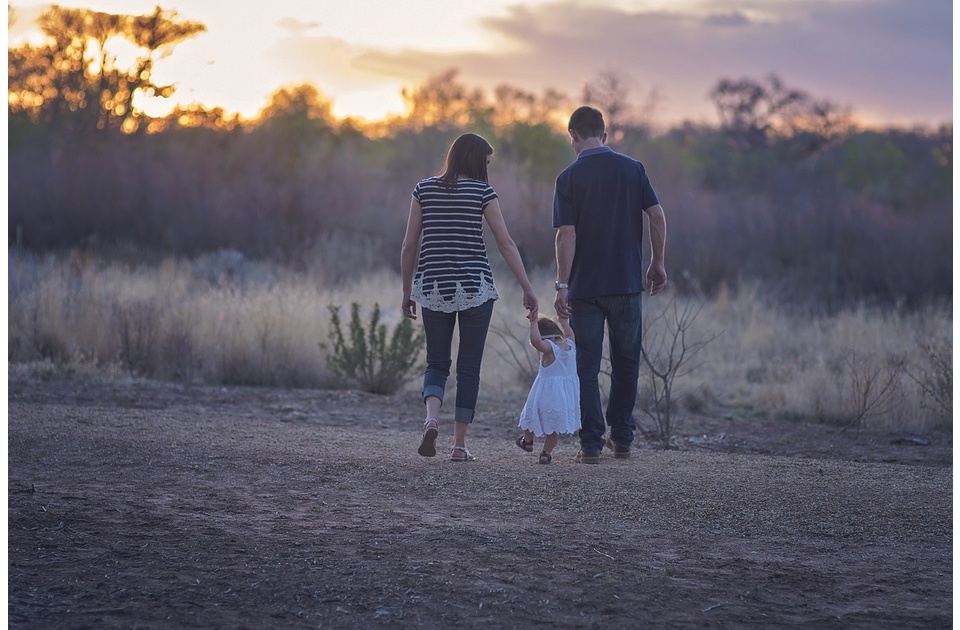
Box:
[7,379,953,629]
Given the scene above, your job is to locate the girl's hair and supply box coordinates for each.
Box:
[438,133,493,189]
[537,315,564,338]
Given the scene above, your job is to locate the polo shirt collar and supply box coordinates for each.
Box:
[577,146,613,159]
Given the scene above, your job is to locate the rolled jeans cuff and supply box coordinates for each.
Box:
[453,406,475,423]
[422,385,444,405]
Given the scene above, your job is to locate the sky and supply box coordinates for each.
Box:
[7,0,955,127]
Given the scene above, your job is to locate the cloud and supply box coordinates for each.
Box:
[348,0,952,126]
[702,12,753,28]
[275,17,321,37]
[267,32,406,94]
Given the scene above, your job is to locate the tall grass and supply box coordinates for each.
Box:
[8,249,951,433]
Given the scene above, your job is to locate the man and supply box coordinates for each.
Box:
[553,106,667,464]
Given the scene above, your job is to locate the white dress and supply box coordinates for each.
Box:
[518,338,581,436]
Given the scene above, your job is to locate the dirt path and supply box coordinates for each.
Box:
[7,381,953,629]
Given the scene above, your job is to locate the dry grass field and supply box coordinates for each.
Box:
[8,251,952,434]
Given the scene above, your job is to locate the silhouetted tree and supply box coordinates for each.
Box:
[491,84,569,129]
[147,104,243,133]
[582,68,660,142]
[709,74,850,155]
[399,69,494,132]
[8,5,205,134]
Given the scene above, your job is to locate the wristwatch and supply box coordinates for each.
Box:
[554,281,568,291]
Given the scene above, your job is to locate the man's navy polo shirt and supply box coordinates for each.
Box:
[553,146,659,300]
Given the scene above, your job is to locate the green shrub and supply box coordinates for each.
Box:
[321,302,425,394]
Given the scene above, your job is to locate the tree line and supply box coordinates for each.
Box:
[8,5,952,310]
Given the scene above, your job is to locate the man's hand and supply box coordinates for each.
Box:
[554,288,570,318]
[646,262,667,296]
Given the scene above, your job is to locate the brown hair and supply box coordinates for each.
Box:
[438,133,493,189]
[537,315,564,338]
[568,106,605,139]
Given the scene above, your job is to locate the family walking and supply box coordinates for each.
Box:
[400,106,668,463]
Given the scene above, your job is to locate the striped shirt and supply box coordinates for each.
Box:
[411,176,500,313]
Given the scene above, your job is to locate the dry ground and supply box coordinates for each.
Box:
[7,379,953,629]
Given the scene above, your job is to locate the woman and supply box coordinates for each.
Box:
[400,133,538,461]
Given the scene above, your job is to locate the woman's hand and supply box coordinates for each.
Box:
[402,295,418,320]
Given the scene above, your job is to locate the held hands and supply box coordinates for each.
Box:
[554,287,570,319]
[522,288,538,321]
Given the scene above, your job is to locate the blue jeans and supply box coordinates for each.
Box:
[570,294,642,453]
[420,300,495,423]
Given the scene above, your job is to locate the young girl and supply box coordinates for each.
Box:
[516,314,580,464]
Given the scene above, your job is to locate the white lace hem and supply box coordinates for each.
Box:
[412,277,500,313]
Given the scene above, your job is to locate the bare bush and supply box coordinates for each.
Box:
[160,312,202,384]
[835,351,905,436]
[904,338,952,425]
[640,296,719,442]
[113,299,161,376]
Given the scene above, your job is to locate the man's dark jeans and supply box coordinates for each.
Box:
[570,293,642,453]
[420,299,495,423]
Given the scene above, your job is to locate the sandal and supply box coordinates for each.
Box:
[418,418,439,457]
[515,436,534,453]
[538,451,552,465]
[450,446,476,462]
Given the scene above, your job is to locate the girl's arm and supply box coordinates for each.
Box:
[558,315,575,343]
[529,316,554,355]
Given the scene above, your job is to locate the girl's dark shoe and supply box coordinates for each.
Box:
[516,435,534,452]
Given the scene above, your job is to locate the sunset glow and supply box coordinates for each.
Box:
[8,0,953,127]
[332,88,407,122]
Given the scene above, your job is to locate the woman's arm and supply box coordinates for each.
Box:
[400,196,423,320]
[483,198,538,317]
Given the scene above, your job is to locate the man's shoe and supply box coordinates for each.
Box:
[576,450,601,464]
[605,437,631,459]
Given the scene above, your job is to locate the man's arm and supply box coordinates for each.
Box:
[554,225,576,317]
[644,204,667,295]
